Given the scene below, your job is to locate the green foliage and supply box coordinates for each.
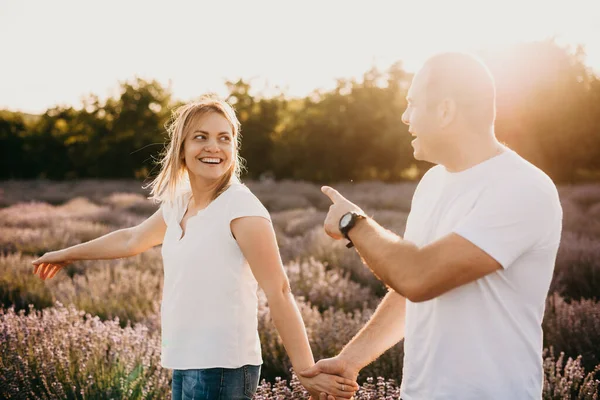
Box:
[2,78,172,180]
[0,111,28,179]
[272,63,415,182]
[1,40,600,183]
[226,79,287,179]
[486,40,600,182]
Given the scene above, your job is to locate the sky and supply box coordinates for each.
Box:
[1,0,599,114]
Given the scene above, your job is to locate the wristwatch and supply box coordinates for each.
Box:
[339,211,366,248]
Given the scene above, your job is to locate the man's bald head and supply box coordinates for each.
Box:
[422,52,496,129]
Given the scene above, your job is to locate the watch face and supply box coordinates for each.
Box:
[340,213,353,228]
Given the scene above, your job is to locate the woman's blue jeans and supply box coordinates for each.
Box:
[171,364,261,400]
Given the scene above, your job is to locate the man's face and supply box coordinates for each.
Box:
[401,67,441,162]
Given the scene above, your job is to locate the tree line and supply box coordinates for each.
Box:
[2,39,599,183]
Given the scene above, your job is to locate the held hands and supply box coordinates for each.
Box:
[31,250,73,280]
[300,356,361,400]
[321,186,364,240]
[297,370,359,400]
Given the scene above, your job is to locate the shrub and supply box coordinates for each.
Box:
[0,252,54,312]
[0,251,163,328]
[542,348,600,400]
[551,232,600,301]
[543,294,600,372]
[279,227,387,296]
[285,258,378,312]
[0,303,171,400]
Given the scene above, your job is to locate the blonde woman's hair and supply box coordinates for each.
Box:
[144,94,244,205]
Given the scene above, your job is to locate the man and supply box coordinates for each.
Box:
[300,52,563,399]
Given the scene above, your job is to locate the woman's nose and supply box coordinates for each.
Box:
[204,140,220,152]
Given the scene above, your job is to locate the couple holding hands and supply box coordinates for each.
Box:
[33,52,562,400]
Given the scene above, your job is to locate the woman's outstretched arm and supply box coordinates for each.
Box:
[231,216,359,400]
[33,207,167,279]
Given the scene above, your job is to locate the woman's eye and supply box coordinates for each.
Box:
[195,135,205,140]
[220,136,231,142]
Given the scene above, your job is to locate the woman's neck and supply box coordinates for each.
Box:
[188,179,220,209]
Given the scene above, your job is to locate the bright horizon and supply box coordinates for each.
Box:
[1,0,599,114]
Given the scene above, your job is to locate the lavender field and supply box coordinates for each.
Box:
[1,179,599,399]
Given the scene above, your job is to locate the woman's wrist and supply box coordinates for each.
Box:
[59,247,78,262]
[292,361,315,377]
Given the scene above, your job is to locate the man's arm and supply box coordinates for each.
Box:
[349,218,501,302]
[300,289,406,388]
[321,186,502,303]
[339,289,406,372]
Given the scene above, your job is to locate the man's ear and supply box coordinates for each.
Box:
[438,98,457,128]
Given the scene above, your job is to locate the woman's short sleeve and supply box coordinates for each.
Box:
[228,187,271,223]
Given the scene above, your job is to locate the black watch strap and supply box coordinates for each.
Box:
[340,212,366,248]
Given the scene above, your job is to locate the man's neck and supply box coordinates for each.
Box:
[441,137,505,173]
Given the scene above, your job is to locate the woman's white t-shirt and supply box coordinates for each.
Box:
[159,182,271,369]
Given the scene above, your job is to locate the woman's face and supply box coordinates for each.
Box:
[181,112,235,183]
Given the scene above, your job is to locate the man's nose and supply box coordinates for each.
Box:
[401,109,410,126]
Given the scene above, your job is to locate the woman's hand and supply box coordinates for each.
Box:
[31,250,74,280]
[298,372,359,400]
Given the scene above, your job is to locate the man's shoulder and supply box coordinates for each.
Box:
[416,165,445,187]
[482,155,562,226]
[411,165,444,202]
[422,164,445,180]
[496,151,559,198]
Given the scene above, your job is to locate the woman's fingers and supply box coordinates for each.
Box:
[47,264,60,279]
[33,262,43,275]
[33,262,49,278]
[38,263,49,277]
[40,264,51,279]
[43,265,55,279]
[33,260,68,279]
[41,263,57,279]
[47,265,60,279]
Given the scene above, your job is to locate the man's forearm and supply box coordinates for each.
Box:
[339,290,406,371]
[349,217,421,300]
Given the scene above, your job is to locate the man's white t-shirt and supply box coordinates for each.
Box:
[159,182,270,369]
[400,147,563,400]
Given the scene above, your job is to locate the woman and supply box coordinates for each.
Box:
[31,95,358,400]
